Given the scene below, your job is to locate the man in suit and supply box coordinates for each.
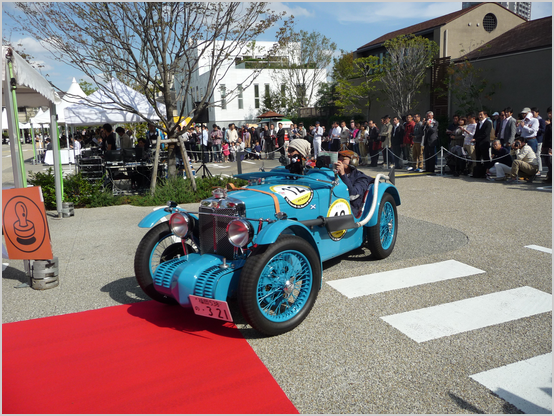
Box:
[391,116,404,169]
[500,107,516,147]
[423,111,439,173]
[472,110,493,166]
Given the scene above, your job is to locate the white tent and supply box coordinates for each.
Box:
[30,108,49,126]
[64,78,166,126]
[2,45,64,216]
[31,78,88,125]
[2,108,7,129]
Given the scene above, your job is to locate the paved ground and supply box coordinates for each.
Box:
[2,143,552,413]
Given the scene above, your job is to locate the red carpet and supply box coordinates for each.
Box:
[2,301,298,414]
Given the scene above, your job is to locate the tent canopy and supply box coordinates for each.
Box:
[32,77,87,124]
[2,46,61,107]
[63,78,167,126]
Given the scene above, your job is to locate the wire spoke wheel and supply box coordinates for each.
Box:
[256,251,313,322]
[379,201,395,250]
[366,193,398,259]
[239,235,321,336]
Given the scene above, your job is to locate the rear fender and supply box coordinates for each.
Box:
[254,220,323,288]
[363,184,401,228]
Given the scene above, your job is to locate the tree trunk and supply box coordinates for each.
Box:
[178,136,197,192]
[150,135,162,196]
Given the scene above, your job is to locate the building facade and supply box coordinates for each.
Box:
[175,41,327,127]
[462,2,532,21]
[353,2,526,119]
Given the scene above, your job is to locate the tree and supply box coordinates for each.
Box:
[380,35,439,118]
[260,88,296,119]
[78,79,97,96]
[445,58,499,116]
[276,29,336,109]
[314,81,339,120]
[8,2,290,192]
[335,55,381,120]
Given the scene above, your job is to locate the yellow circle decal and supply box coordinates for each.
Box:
[326,198,351,241]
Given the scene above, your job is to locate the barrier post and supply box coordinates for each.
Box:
[440,147,444,176]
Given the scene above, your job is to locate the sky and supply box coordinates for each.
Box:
[2,1,552,93]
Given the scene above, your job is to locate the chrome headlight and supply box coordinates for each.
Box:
[169,212,190,238]
[226,219,253,248]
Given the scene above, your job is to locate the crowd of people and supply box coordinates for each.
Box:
[26,105,552,185]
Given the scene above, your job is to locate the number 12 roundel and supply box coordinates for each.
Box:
[327,198,351,241]
[270,185,314,209]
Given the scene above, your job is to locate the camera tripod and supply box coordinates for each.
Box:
[196,144,212,178]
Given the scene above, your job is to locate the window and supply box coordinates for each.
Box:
[281,84,286,96]
[220,84,227,110]
[483,13,497,32]
[238,84,243,109]
[265,83,270,98]
[254,84,260,109]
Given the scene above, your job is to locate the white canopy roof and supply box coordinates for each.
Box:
[30,108,48,126]
[31,78,88,124]
[2,46,61,107]
[64,78,166,126]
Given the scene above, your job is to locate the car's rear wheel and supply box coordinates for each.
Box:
[366,192,397,259]
[238,235,321,336]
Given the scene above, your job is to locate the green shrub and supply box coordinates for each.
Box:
[29,168,247,209]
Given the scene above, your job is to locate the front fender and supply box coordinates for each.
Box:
[254,220,322,287]
[138,206,198,228]
[363,183,401,228]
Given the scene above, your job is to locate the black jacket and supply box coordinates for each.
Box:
[474,119,492,144]
[391,123,404,146]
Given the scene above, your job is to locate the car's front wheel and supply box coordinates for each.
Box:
[134,221,198,304]
[238,235,321,336]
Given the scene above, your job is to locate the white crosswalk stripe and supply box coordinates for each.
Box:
[525,245,552,254]
[327,260,484,298]
[327,257,552,413]
[470,353,552,414]
[381,286,551,343]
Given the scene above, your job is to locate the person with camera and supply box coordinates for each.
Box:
[506,137,539,183]
[333,149,374,217]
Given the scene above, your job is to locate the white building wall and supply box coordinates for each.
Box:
[176,40,327,127]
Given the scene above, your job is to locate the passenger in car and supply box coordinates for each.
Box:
[334,150,374,216]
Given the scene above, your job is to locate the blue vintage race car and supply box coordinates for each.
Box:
[134,165,400,336]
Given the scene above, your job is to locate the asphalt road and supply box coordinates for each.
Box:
[2,143,552,413]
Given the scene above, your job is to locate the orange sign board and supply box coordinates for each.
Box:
[2,187,53,260]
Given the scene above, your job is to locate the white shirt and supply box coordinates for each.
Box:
[463,123,476,146]
[517,113,539,138]
[312,126,323,139]
[331,127,341,141]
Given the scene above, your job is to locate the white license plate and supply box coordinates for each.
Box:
[189,295,233,322]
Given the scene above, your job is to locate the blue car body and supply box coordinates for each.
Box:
[139,166,400,310]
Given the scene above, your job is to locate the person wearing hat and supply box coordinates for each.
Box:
[334,149,373,217]
[311,121,323,159]
[517,107,539,154]
[285,139,311,175]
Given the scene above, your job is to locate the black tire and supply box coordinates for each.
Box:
[238,235,321,336]
[134,221,198,304]
[366,192,398,260]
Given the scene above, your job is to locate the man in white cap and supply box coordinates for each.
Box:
[285,139,312,175]
[517,107,539,153]
[311,121,323,159]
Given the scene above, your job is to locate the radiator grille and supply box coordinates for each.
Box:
[199,207,237,259]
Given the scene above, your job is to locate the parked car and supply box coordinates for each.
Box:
[134,164,400,336]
